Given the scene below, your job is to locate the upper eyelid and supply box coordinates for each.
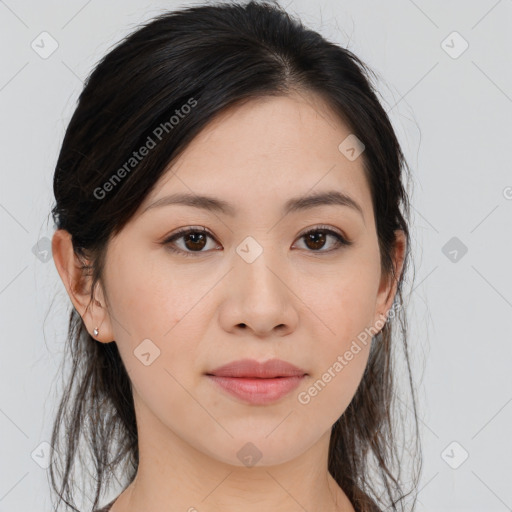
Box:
[166,224,346,238]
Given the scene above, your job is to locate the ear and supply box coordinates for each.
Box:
[51,229,114,343]
[373,229,407,328]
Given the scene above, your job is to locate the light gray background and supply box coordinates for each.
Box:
[1,1,511,511]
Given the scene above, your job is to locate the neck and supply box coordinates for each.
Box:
[111,405,355,512]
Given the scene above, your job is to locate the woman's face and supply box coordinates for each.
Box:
[76,93,402,467]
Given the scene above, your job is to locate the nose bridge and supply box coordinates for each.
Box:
[228,233,295,331]
[234,235,285,300]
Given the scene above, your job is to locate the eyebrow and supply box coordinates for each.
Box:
[142,190,365,220]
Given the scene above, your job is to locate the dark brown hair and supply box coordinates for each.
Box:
[49,2,421,511]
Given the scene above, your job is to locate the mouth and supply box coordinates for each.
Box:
[205,358,308,405]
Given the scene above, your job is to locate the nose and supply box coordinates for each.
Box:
[218,251,299,338]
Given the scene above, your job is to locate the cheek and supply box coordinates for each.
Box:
[105,245,210,342]
[297,347,370,430]
[295,255,378,416]
[297,301,372,425]
[306,264,379,347]
[104,249,211,399]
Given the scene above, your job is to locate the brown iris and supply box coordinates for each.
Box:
[303,230,328,251]
[182,232,208,251]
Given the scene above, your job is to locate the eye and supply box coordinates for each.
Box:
[161,225,353,257]
[293,225,353,253]
[161,226,220,257]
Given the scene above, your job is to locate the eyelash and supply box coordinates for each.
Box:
[161,225,353,258]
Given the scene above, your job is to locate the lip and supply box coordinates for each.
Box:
[206,358,308,405]
[208,358,307,378]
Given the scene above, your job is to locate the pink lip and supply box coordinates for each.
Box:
[206,358,308,405]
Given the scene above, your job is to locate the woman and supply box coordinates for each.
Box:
[49,1,421,511]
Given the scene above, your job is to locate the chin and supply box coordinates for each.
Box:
[197,430,320,468]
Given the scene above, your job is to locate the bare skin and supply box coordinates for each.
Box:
[52,91,405,512]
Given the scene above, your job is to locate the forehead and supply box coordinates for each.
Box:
[141,93,372,220]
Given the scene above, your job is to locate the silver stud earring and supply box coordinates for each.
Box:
[93,327,99,336]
